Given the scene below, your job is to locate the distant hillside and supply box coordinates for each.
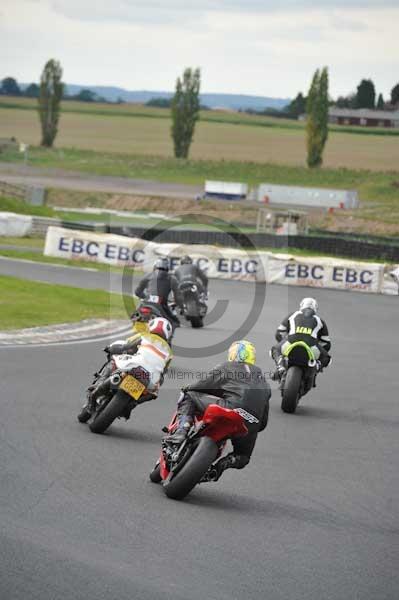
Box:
[61,84,290,111]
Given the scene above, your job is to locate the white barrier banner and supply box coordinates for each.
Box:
[44,226,157,269]
[382,265,399,295]
[44,227,388,294]
[44,227,266,281]
[0,212,32,237]
[153,242,267,281]
[267,253,384,294]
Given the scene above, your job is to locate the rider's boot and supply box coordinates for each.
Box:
[271,356,285,381]
[164,415,193,444]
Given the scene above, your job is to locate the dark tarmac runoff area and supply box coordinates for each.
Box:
[0,263,398,600]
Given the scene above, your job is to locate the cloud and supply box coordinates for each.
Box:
[48,0,399,25]
[329,15,368,31]
[1,0,398,98]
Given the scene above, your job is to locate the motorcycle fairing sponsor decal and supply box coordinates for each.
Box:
[234,407,259,424]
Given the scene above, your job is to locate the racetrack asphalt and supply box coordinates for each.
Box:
[1,260,398,600]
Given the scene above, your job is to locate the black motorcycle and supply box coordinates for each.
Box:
[178,280,207,328]
[278,341,318,414]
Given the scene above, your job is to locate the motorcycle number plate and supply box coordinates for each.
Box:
[120,375,146,400]
[148,295,160,303]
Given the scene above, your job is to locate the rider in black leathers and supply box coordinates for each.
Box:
[135,258,180,327]
[165,340,270,481]
[173,255,208,311]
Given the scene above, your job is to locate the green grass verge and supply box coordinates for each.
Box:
[0,197,258,230]
[0,236,44,248]
[0,196,55,217]
[1,145,397,202]
[0,274,135,330]
[58,211,258,231]
[0,248,142,274]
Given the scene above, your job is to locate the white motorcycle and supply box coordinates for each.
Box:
[77,347,158,434]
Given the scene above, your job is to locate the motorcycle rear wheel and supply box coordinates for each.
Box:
[89,390,131,434]
[185,299,203,328]
[190,316,203,328]
[281,366,302,414]
[163,437,218,501]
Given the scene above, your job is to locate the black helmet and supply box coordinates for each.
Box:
[180,255,193,265]
[153,258,169,271]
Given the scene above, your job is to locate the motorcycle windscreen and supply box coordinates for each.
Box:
[201,404,248,441]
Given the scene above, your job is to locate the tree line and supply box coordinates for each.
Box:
[284,79,399,119]
[0,76,110,103]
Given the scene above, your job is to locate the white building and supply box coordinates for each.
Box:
[328,108,399,128]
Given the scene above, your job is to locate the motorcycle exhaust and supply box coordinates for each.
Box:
[110,372,123,386]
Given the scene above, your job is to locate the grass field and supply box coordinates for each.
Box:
[1,97,399,171]
[0,274,135,330]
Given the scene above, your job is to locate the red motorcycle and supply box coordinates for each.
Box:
[150,403,249,500]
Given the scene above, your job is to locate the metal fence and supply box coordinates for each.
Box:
[107,225,399,262]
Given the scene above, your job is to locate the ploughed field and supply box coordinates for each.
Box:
[1,97,399,171]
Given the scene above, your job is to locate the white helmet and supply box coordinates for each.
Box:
[148,317,173,341]
[300,297,318,312]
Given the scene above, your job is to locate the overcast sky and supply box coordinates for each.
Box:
[1,0,397,99]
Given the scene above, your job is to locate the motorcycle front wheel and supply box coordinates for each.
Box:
[163,436,218,501]
[149,463,162,483]
[89,390,131,434]
[77,406,91,423]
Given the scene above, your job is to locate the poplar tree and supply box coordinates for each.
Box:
[38,59,64,147]
[171,67,201,159]
[306,67,329,168]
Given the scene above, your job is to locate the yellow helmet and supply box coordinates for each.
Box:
[227,340,256,366]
